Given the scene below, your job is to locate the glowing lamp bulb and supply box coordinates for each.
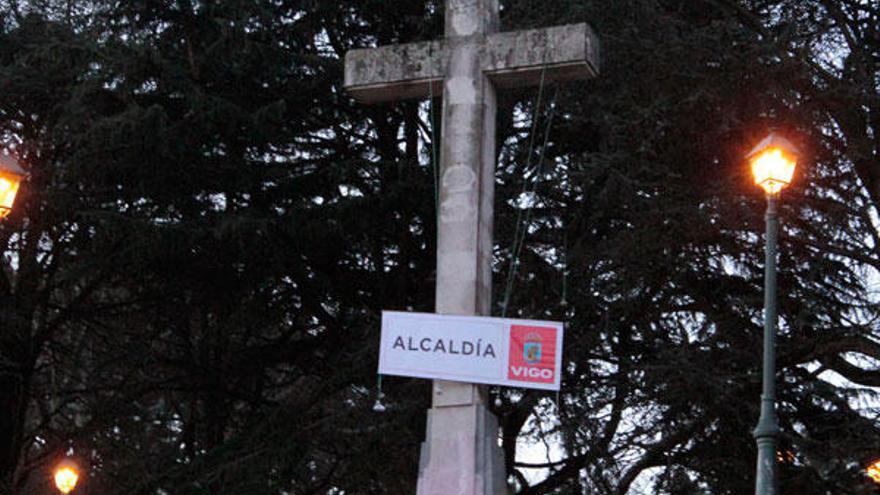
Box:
[54,466,78,494]
[745,133,799,195]
[751,148,796,194]
[0,154,24,218]
[867,459,880,484]
[0,177,21,218]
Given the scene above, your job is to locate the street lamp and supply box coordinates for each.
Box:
[746,132,799,495]
[866,459,880,484]
[0,153,24,218]
[53,460,79,494]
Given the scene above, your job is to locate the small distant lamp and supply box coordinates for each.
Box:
[53,460,79,494]
[867,459,880,484]
[0,154,24,218]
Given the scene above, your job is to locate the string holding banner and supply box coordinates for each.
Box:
[373,374,387,413]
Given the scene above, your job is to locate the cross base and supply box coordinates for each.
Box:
[417,381,507,495]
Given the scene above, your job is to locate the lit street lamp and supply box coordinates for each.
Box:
[867,459,880,484]
[746,132,799,495]
[53,460,79,494]
[0,153,24,218]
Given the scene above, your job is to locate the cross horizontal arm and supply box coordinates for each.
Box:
[483,23,599,89]
[344,40,445,104]
[344,23,599,104]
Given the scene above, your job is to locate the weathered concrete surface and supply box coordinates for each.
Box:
[344,40,445,103]
[344,22,599,103]
[343,0,600,493]
[483,23,599,88]
[422,2,505,490]
[416,400,507,494]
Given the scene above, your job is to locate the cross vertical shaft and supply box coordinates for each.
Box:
[421,2,505,493]
[436,0,497,318]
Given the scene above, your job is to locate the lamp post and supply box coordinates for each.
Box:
[746,132,799,495]
[0,153,24,218]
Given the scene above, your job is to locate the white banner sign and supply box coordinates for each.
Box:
[379,311,564,391]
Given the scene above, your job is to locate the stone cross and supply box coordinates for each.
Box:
[344,1,598,493]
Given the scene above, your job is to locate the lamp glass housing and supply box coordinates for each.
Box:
[867,459,880,484]
[0,154,24,218]
[750,147,796,195]
[746,132,799,195]
[54,466,78,494]
[0,171,22,218]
